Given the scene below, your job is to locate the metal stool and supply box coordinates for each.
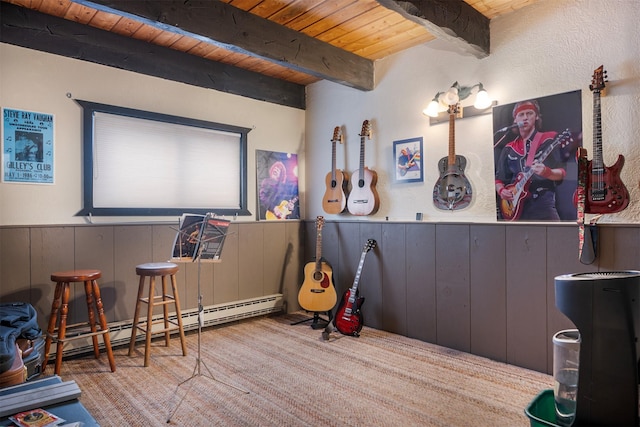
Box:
[128,262,187,367]
[44,269,116,375]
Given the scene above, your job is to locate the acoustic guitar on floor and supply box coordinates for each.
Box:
[322,126,348,214]
[298,216,337,313]
[334,238,376,337]
[347,120,379,216]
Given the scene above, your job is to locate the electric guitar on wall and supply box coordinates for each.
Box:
[433,104,473,210]
[298,216,338,313]
[584,65,629,214]
[499,129,573,221]
[347,120,380,216]
[322,126,348,214]
[334,238,376,337]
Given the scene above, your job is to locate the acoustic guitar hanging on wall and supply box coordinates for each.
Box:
[433,104,472,210]
[322,126,348,214]
[347,120,380,216]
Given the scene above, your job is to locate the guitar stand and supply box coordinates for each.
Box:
[291,311,332,330]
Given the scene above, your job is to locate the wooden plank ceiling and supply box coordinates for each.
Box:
[3,0,539,91]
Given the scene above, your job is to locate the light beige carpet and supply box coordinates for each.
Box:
[54,312,553,426]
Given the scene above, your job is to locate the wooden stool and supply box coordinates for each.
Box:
[44,269,116,375]
[128,262,187,367]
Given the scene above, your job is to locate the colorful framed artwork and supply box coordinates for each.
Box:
[2,107,54,184]
[493,90,582,221]
[393,137,423,183]
[256,150,300,220]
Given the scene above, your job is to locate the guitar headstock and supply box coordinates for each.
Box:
[331,126,342,144]
[558,129,574,148]
[364,238,377,252]
[360,120,371,139]
[447,103,460,116]
[589,65,607,93]
[316,216,325,230]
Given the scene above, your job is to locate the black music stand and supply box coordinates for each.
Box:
[167,213,249,423]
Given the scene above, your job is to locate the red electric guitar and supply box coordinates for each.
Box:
[584,65,629,214]
[322,126,348,214]
[334,238,376,337]
[298,216,337,313]
[347,120,379,216]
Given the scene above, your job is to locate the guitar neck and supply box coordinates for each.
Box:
[350,251,368,293]
[448,112,456,166]
[314,228,323,271]
[592,89,604,170]
[331,138,337,181]
[358,135,366,180]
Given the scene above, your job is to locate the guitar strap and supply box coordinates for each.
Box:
[525,131,556,166]
[577,149,597,265]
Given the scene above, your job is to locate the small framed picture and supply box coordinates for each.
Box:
[393,137,423,183]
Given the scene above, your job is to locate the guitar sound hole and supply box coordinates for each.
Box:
[358,179,365,188]
[313,271,324,282]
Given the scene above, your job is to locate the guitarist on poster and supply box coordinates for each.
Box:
[495,100,570,221]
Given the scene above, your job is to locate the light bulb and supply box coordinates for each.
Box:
[473,89,492,110]
[442,87,460,105]
[423,100,440,117]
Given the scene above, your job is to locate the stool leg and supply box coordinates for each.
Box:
[44,282,64,374]
[171,274,188,357]
[144,276,155,367]
[128,275,146,356]
[54,283,71,375]
[161,275,171,346]
[84,280,101,359]
[92,279,116,372]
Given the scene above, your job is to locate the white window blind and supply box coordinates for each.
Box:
[77,100,250,216]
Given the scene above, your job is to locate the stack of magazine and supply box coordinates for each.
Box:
[171,213,230,261]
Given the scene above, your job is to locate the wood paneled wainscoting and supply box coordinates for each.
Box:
[301,221,639,375]
[0,221,304,356]
[1,220,638,375]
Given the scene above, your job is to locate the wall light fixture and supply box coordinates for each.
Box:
[423,82,494,124]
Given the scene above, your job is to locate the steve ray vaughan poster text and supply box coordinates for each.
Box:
[2,108,54,184]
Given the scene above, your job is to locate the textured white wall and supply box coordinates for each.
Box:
[305,0,640,223]
[0,44,305,225]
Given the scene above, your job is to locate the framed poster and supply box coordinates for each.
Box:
[393,137,423,183]
[256,150,300,220]
[493,90,582,221]
[2,108,54,184]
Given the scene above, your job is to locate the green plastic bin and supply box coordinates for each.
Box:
[525,389,563,427]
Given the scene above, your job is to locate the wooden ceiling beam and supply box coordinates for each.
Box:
[378,0,490,58]
[81,0,375,91]
[0,2,306,109]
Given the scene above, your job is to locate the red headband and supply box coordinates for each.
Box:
[513,102,539,118]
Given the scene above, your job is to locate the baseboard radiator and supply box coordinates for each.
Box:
[57,294,284,358]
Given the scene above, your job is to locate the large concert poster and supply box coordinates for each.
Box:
[2,107,54,184]
[493,90,582,221]
[256,150,300,220]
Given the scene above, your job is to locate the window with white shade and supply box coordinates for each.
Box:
[76,100,251,217]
